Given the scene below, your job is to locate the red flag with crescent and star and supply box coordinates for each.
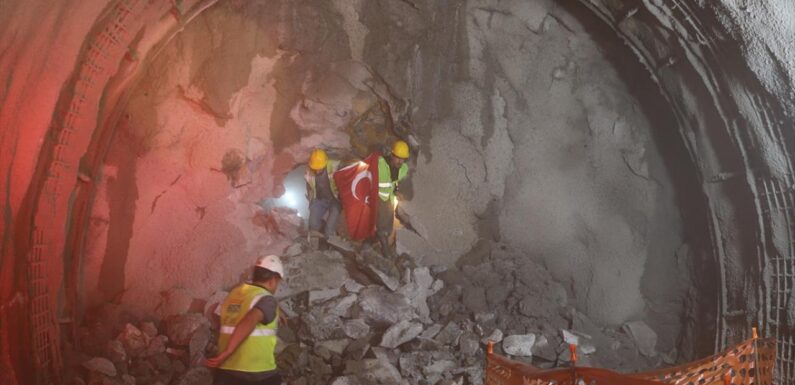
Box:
[333,152,381,240]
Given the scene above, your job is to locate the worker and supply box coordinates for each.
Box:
[205,255,285,385]
[305,149,342,245]
[376,139,410,258]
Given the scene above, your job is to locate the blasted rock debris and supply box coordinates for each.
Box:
[69,242,668,385]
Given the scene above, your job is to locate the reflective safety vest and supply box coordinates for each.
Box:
[218,283,279,373]
[305,159,341,200]
[378,156,408,202]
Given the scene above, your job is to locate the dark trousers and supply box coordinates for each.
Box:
[376,198,395,237]
[308,198,341,238]
[213,370,283,385]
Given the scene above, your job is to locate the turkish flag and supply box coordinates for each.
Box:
[333,153,380,240]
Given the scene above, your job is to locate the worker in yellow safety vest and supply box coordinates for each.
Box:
[305,148,343,244]
[376,140,410,258]
[205,255,284,385]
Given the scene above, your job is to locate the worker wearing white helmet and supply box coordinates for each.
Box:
[206,255,285,385]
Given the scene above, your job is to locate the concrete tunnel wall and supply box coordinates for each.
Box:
[1,0,795,384]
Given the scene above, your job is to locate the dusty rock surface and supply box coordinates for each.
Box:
[68,242,669,385]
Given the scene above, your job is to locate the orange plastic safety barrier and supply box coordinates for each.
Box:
[486,336,776,385]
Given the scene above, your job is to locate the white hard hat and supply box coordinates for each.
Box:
[255,255,284,278]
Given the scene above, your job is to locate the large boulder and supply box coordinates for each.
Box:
[82,357,117,377]
[503,334,536,357]
[175,367,213,385]
[278,251,351,299]
[345,358,403,385]
[105,340,127,363]
[343,319,371,340]
[357,251,402,291]
[623,321,658,357]
[117,324,150,358]
[354,286,415,327]
[300,310,345,341]
[380,320,424,349]
[164,313,210,346]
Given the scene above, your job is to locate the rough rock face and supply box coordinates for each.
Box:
[9,0,795,381]
[77,1,695,356]
[69,243,668,385]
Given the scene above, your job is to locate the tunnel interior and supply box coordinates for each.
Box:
[1,1,795,385]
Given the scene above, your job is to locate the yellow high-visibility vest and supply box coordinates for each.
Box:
[305,159,341,200]
[218,283,278,372]
[378,156,408,202]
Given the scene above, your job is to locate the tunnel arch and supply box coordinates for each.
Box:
[1,0,794,384]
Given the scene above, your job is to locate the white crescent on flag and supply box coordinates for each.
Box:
[351,170,372,201]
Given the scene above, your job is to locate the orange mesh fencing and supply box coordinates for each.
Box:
[485,337,776,385]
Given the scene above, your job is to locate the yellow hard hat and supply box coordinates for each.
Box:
[309,149,328,170]
[392,140,410,159]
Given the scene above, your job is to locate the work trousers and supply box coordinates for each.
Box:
[376,198,394,237]
[308,198,340,238]
[213,370,283,385]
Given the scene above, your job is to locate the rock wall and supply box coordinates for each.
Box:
[389,1,695,340]
[9,0,795,381]
[80,0,699,355]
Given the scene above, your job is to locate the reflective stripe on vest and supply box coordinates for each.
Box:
[217,283,279,373]
[220,326,277,336]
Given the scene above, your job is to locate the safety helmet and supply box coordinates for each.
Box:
[309,149,328,171]
[255,255,284,278]
[392,140,410,159]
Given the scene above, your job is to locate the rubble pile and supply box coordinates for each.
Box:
[70,310,216,385]
[275,243,667,384]
[69,242,668,385]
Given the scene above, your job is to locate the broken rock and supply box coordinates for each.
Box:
[423,359,457,384]
[503,334,536,357]
[434,322,464,346]
[164,313,210,346]
[316,339,351,356]
[357,251,402,291]
[203,291,228,319]
[531,335,557,362]
[82,357,117,377]
[140,322,159,339]
[355,286,415,326]
[462,286,488,314]
[301,311,345,341]
[419,324,443,339]
[345,358,403,385]
[278,251,350,299]
[481,329,503,345]
[189,324,211,365]
[308,288,341,304]
[175,367,212,385]
[320,294,357,317]
[145,335,168,357]
[343,279,364,294]
[343,319,371,340]
[117,324,149,358]
[380,320,424,349]
[105,340,127,363]
[329,376,363,385]
[623,321,658,357]
[458,332,480,356]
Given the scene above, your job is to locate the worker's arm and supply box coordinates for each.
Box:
[204,307,264,367]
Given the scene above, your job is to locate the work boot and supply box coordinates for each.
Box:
[308,235,320,251]
[377,232,396,259]
[326,235,354,252]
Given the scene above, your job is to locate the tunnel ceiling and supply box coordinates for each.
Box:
[2,0,795,384]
